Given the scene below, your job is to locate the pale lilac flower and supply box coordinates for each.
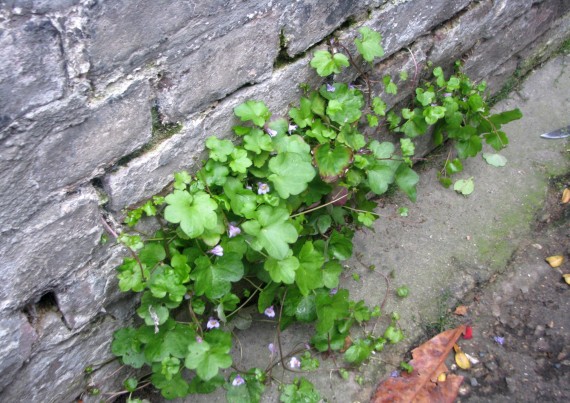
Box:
[443,92,452,97]
[232,375,245,386]
[228,223,241,238]
[268,343,277,354]
[196,336,203,343]
[288,124,297,134]
[266,128,278,137]
[493,336,505,345]
[348,83,355,90]
[329,288,338,295]
[326,83,336,92]
[289,356,301,369]
[390,370,400,378]
[206,317,220,329]
[257,182,270,195]
[209,244,224,257]
[264,306,275,318]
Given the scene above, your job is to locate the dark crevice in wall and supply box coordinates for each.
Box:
[22,291,71,330]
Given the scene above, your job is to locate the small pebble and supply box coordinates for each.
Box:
[470,378,479,387]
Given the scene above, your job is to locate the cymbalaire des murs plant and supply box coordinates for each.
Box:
[103,27,522,401]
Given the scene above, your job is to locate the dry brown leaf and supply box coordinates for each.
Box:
[453,305,468,316]
[546,255,564,268]
[372,325,466,403]
[561,188,570,204]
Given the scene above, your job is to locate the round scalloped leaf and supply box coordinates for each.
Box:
[313,144,353,183]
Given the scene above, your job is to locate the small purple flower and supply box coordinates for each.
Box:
[264,306,275,318]
[228,223,241,238]
[206,317,220,329]
[289,356,301,369]
[493,336,505,345]
[288,124,297,134]
[348,83,355,90]
[326,83,336,92]
[443,92,452,97]
[209,244,224,257]
[329,288,338,295]
[268,343,277,354]
[266,128,278,137]
[390,370,400,378]
[232,375,245,386]
[257,182,270,195]
[196,336,203,343]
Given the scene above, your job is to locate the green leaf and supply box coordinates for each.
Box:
[200,159,230,187]
[206,137,234,163]
[229,149,252,174]
[372,96,386,116]
[295,241,325,296]
[223,177,258,219]
[367,164,395,195]
[328,230,353,260]
[139,243,166,268]
[400,70,409,81]
[367,114,379,127]
[242,206,299,260]
[489,108,523,125]
[124,378,138,393]
[321,84,364,125]
[354,27,384,62]
[315,289,349,334]
[268,152,316,199]
[344,338,372,364]
[111,327,146,368]
[396,285,409,298]
[244,128,274,154]
[484,130,509,150]
[151,371,189,399]
[322,261,343,289]
[423,105,446,125]
[164,190,218,239]
[383,75,397,94]
[193,253,244,299]
[316,215,332,234]
[116,258,148,293]
[264,256,299,284]
[148,266,187,302]
[279,378,321,403]
[445,158,463,175]
[226,372,265,403]
[395,164,419,202]
[400,138,415,157]
[185,329,232,381]
[455,135,482,158]
[173,171,192,190]
[310,50,349,76]
[369,140,394,159]
[314,144,353,183]
[384,325,404,344]
[415,88,435,107]
[289,97,314,128]
[483,153,507,167]
[453,178,474,195]
[234,101,271,127]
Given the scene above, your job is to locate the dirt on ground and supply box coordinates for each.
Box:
[446,175,570,402]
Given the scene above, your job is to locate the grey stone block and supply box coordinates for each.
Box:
[1,0,80,14]
[0,186,102,312]
[464,0,570,80]
[0,316,124,402]
[281,0,384,57]
[158,12,281,122]
[0,313,37,392]
[0,15,66,129]
[34,80,152,191]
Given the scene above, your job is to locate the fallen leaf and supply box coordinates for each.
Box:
[453,178,474,196]
[562,188,570,204]
[546,255,564,268]
[563,274,570,285]
[454,305,468,316]
[453,344,471,370]
[483,153,507,167]
[372,325,465,403]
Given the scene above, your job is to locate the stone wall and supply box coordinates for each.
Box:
[0,0,568,401]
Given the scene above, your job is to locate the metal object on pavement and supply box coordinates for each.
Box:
[540,124,570,139]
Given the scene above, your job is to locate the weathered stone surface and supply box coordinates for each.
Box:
[86,0,274,86]
[281,0,384,57]
[0,15,66,129]
[1,0,79,13]
[158,13,280,122]
[0,313,37,392]
[0,316,123,402]
[366,0,471,58]
[34,80,152,191]
[0,186,102,312]
[0,95,89,232]
[464,0,570,80]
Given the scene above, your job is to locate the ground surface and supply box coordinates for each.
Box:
[136,54,570,403]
